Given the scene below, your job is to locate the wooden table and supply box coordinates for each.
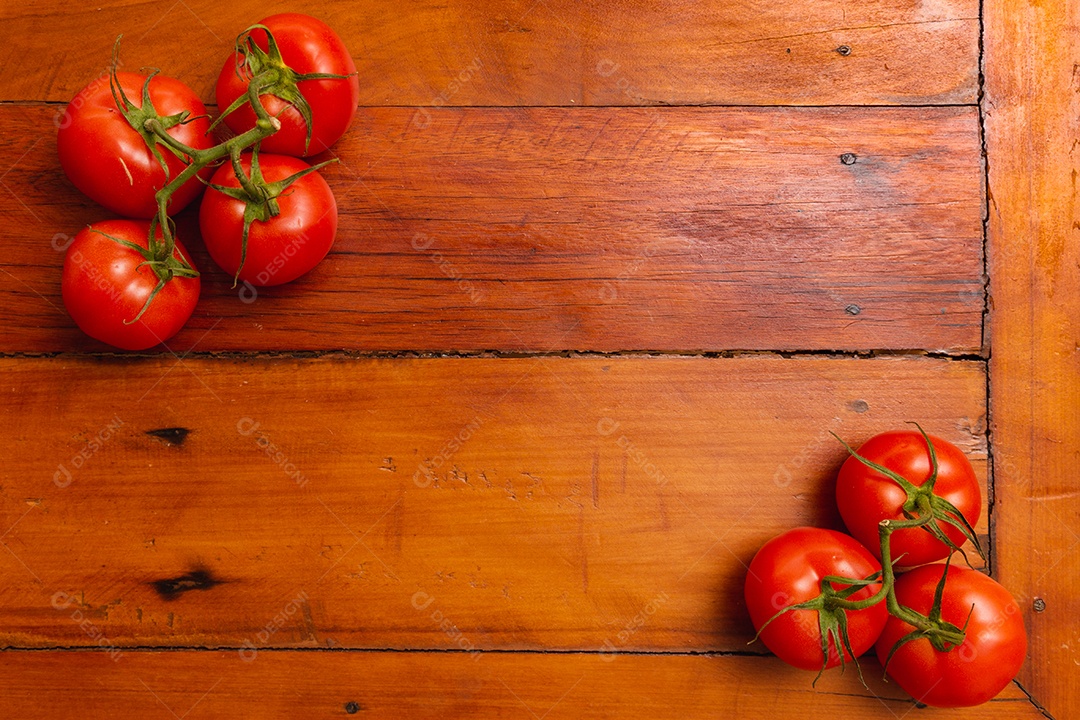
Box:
[1,2,1076,717]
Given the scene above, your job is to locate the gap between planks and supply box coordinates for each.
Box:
[0,349,988,361]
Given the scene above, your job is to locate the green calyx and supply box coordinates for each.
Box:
[875,518,969,673]
[109,37,201,182]
[750,570,885,686]
[206,147,337,286]
[832,423,984,567]
[90,228,198,325]
[879,556,971,676]
[210,23,353,154]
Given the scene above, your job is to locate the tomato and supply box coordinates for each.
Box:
[745,527,888,671]
[215,13,359,157]
[836,430,981,568]
[61,220,200,351]
[876,564,1027,707]
[57,71,213,218]
[199,153,337,286]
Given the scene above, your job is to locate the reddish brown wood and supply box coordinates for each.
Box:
[0,356,985,650]
[0,651,1041,718]
[0,105,984,353]
[0,1,979,106]
[5,0,1066,715]
[984,1,1080,717]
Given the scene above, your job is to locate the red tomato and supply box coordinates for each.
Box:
[57,71,213,218]
[836,431,981,568]
[199,153,337,286]
[876,565,1027,707]
[745,527,888,671]
[62,220,200,351]
[215,13,359,156]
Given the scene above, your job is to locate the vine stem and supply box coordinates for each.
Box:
[145,71,280,262]
[825,496,967,647]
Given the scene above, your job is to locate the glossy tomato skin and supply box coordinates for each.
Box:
[836,431,981,568]
[61,220,200,351]
[199,153,337,286]
[876,565,1027,708]
[215,13,359,156]
[745,527,888,671]
[57,72,213,218]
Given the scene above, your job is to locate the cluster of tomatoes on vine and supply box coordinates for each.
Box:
[745,427,1027,708]
[56,13,359,350]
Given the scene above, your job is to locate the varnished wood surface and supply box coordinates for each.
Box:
[0,0,1069,715]
[0,651,1043,719]
[0,356,985,650]
[0,1,979,106]
[0,105,984,353]
[984,1,1080,717]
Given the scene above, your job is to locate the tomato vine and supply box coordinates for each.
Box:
[58,15,356,348]
[747,423,1024,708]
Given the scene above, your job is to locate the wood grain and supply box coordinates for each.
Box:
[984,1,1080,717]
[0,0,979,106]
[0,651,1041,719]
[4,0,1063,715]
[0,356,986,650]
[0,105,984,354]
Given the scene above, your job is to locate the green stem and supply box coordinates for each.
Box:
[146,72,280,262]
[827,498,930,612]
[230,147,263,200]
[826,498,966,648]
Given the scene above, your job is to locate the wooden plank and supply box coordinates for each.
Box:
[984,1,1080,717]
[0,356,986,650]
[0,651,1041,719]
[0,1,979,106]
[0,105,985,353]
